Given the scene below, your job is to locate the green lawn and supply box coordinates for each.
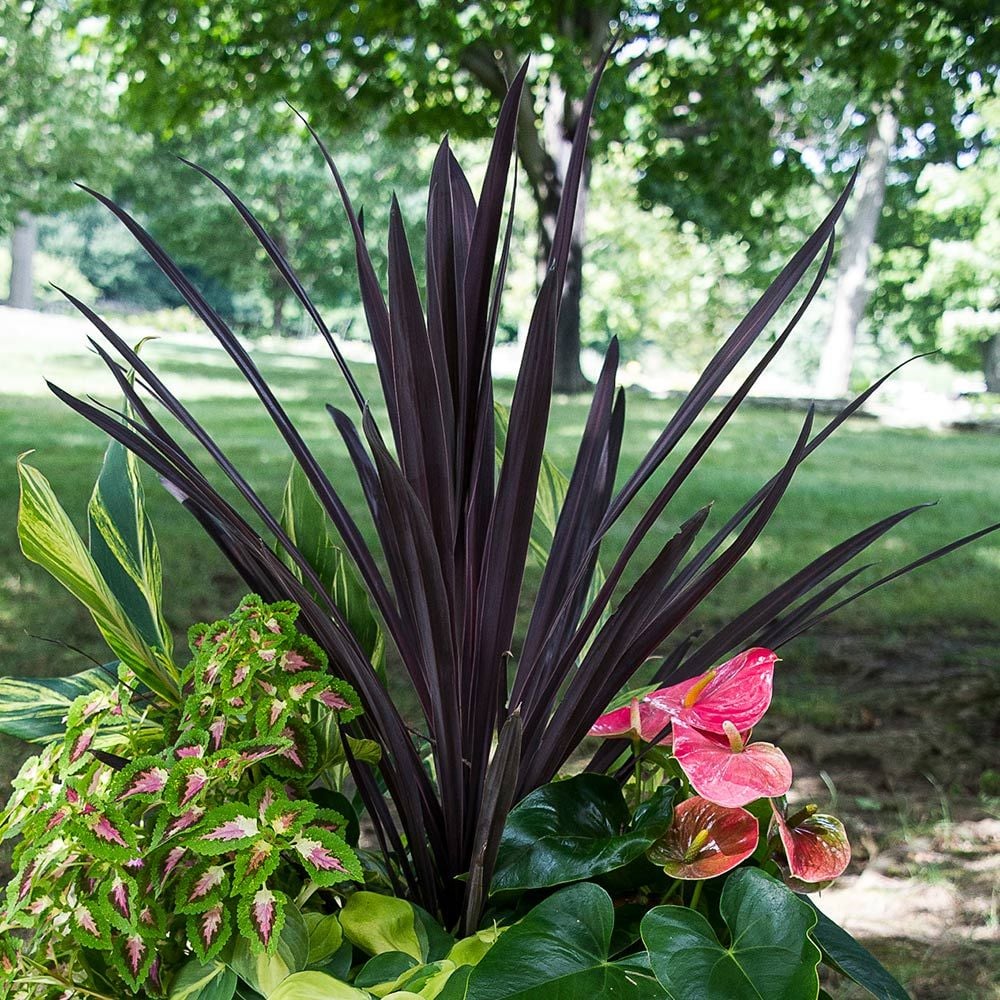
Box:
[1,330,998,686]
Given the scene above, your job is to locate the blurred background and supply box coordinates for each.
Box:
[1,3,998,996]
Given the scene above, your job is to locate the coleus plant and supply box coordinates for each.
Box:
[1,594,364,996]
[1,48,994,1000]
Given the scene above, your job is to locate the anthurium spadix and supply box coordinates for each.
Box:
[769,801,851,890]
[672,720,793,807]
[647,648,777,735]
[646,796,758,880]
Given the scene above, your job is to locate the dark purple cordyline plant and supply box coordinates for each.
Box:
[50,58,997,931]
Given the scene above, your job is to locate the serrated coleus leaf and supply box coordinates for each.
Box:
[232,839,280,895]
[250,777,288,819]
[291,827,362,886]
[114,756,170,803]
[187,901,234,963]
[265,720,317,779]
[75,807,140,863]
[103,871,140,929]
[279,639,325,674]
[672,721,793,807]
[647,795,759,880]
[237,886,287,954]
[648,648,777,734]
[256,696,291,735]
[588,696,673,743]
[769,801,851,890]
[191,804,260,854]
[111,931,156,991]
[178,864,230,914]
[62,724,100,770]
[69,899,112,950]
[311,808,348,836]
[153,804,206,847]
[165,757,213,814]
[266,798,316,838]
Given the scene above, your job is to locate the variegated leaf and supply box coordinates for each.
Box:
[191,804,260,855]
[291,827,362,887]
[187,902,234,963]
[237,886,288,955]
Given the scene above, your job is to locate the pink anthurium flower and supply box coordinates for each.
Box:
[588,696,673,743]
[673,720,793,808]
[647,795,758,880]
[648,647,777,734]
[769,801,851,890]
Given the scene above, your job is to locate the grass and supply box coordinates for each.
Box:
[2,327,998,686]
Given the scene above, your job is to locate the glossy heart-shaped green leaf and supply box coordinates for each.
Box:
[491,775,674,893]
[463,882,664,999]
[641,868,821,1000]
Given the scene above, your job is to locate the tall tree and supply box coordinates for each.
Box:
[73,1,994,390]
[0,4,119,307]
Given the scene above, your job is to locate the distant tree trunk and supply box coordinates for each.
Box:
[8,211,37,309]
[816,108,898,397]
[983,333,1000,394]
[527,73,591,394]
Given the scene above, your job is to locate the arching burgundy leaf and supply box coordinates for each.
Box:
[648,648,777,733]
[588,697,673,743]
[673,721,792,807]
[647,795,758,880]
[770,802,851,889]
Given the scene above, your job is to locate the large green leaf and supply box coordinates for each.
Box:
[267,972,370,1000]
[641,868,821,1000]
[168,959,237,1000]
[16,456,177,702]
[463,883,664,999]
[491,775,674,893]
[89,435,172,659]
[0,666,115,743]
[278,463,382,666]
[340,892,428,962]
[804,900,910,1000]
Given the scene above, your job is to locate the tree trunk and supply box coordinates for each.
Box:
[531,74,590,394]
[8,211,37,310]
[815,108,898,398]
[983,333,1000,394]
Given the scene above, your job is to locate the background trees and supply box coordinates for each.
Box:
[4,1,998,394]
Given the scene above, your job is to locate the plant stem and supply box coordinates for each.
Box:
[689,880,704,912]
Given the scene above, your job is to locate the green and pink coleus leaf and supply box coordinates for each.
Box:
[769,801,851,890]
[69,899,112,951]
[190,803,261,855]
[114,756,170,803]
[265,797,316,838]
[164,758,212,813]
[672,720,793,808]
[110,931,157,991]
[187,901,233,962]
[232,839,280,895]
[647,648,777,735]
[153,804,206,847]
[290,827,362,886]
[102,871,140,930]
[236,885,287,955]
[177,864,230,914]
[647,795,759,880]
[75,807,140,863]
[265,720,318,779]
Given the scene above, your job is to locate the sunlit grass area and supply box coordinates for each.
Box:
[2,327,997,687]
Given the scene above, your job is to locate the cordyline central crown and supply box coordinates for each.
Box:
[53,56,995,933]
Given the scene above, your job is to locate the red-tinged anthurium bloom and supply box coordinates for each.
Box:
[588,696,673,743]
[647,795,758,879]
[769,801,851,890]
[673,719,793,808]
[648,648,777,734]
